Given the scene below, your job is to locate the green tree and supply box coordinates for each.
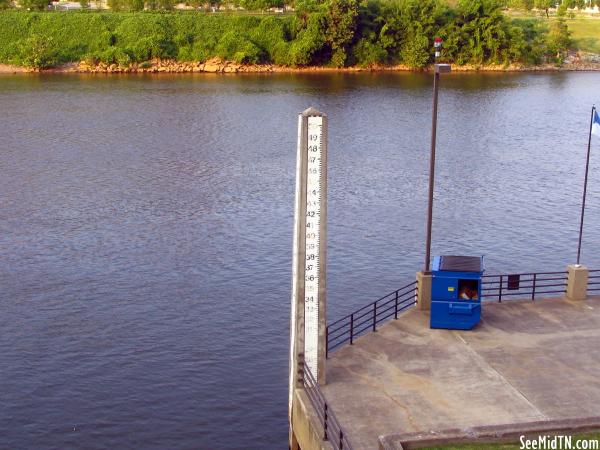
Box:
[145,0,174,9]
[324,0,359,66]
[450,0,510,65]
[511,18,547,64]
[504,24,526,61]
[19,0,48,10]
[546,17,570,61]
[19,35,58,68]
[351,37,386,66]
[113,15,176,60]
[287,13,326,65]
[294,0,325,14]
[0,6,572,70]
[534,0,553,17]
[507,0,534,9]
[156,0,175,9]
[348,0,386,66]
[128,0,144,10]
[237,0,268,9]
[563,0,585,8]
[250,16,291,63]
[107,0,123,10]
[400,33,429,67]
[378,0,450,68]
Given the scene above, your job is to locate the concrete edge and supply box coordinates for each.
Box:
[479,294,600,307]
[378,416,600,449]
[292,389,335,450]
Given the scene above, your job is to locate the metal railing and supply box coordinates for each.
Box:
[589,269,600,293]
[325,268,598,355]
[300,361,353,450]
[326,281,418,356]
[481,271,568,302]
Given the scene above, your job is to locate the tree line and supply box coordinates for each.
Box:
[0,0,572,69]
[0,0,286,11]
[506,0,600,15]
[3,0,599,12]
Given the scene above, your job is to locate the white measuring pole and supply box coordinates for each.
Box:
[289,107,328,418]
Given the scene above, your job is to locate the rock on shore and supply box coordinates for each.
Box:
[3,53,600,74]
[76,57,276,73]
[74,54,600,73]
[0,63,28,73]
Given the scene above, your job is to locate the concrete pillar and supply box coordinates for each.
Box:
[290,108,328,447]
[566,264,588,301]
[417,271,432,311]
[289,428,300,450]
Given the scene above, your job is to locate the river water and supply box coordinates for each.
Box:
[1,72,599,449]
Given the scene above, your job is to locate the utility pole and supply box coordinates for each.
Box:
[576,105,596,265]
[424,38,451,273]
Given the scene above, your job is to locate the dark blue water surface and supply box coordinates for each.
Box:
[1,72,600,449]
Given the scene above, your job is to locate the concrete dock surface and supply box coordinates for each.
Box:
[322,296,600,449]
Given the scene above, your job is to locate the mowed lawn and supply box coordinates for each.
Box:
[506,12,600,54]
[566,16,600,53]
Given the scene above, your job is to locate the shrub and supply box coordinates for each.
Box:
[378,0,450,66]
[546,18,570,63]
[19,0,48,10]
[19,34,58,67]
[97,46,132,65]
[286,13,326,65]
[214,30,261,63]
[400,33,429,68]
[324,0,359,67]
[113,15,176,61]
[250,16,290,64]
[0,8,568,69]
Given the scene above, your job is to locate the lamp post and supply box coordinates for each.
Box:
[424,38,451,273]
[576,105,596,265]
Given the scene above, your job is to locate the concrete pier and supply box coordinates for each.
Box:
[299,295,600,449]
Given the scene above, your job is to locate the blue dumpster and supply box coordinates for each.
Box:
[430,255,484,330]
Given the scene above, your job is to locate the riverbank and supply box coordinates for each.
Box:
[0,9,578,73]
[2,56,600,74]
[0,64,28,73]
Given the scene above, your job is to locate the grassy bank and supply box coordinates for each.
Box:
[567,17,600,53]
[507,11,600,54]
[0,1,578,70]
[0,11,302,68]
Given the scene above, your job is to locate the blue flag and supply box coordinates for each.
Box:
[593,109,600,137]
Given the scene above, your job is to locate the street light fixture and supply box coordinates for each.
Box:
[424,39,451,273]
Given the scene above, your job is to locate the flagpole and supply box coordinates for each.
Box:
[576,105,595,265]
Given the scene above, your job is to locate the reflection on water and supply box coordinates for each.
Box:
[1,72,599,449]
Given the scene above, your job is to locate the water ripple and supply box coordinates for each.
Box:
[1,72,599,449]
